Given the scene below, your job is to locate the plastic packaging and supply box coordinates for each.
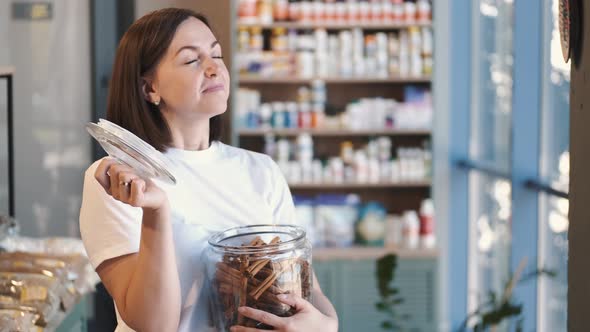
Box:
[0,215,18,244]
[0,309,39,331]
[205,225,312,330]
[314,194,360,247]
[356,202,387,246]
[0,273,61,326]
[0,237,100,296]
[293,196,316,245]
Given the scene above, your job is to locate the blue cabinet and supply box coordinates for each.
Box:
[314,258,437,332]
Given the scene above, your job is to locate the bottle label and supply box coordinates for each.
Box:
[420,215,433,235]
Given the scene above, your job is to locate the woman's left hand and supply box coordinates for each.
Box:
[230,293,338,332]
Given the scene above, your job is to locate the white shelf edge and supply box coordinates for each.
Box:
[288,181,432,189]
[238,129,432,136]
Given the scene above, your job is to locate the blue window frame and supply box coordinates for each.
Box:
[434,0,568,330]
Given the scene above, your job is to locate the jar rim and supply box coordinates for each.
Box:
[207,224,307,254]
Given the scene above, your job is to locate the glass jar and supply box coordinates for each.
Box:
[205,225,312,331]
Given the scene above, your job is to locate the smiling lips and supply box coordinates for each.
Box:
[202,84,224,94]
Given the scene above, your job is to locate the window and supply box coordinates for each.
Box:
[467,2,514,328]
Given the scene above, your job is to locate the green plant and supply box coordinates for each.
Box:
[459,258,557,332]
[375,254,410,331]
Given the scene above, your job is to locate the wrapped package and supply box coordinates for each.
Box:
[0,309,40,332]
[0,273,61,326]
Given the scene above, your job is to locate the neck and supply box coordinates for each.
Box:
[162,112,211,151]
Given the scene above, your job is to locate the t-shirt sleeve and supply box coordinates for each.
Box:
[267,157,297,226]
[79,160,142,270]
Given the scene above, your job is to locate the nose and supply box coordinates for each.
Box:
[204,56,219,78]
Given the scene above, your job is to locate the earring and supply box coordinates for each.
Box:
[154,99,160,106]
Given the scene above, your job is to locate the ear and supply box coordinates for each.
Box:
[140,76,160,105]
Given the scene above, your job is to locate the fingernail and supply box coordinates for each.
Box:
[277,294,288,300]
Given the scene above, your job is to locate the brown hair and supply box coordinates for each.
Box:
[106,8,223,152]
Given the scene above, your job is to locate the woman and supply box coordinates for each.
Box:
[79,8,338,332]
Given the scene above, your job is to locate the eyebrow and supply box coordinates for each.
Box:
[175,41,220,56]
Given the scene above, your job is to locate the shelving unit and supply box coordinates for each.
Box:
[231,6,437,330]
[231,12,434,242]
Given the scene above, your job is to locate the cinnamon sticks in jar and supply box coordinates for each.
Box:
[211,236,311,330]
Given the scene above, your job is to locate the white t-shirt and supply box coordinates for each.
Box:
[79,141,297,332]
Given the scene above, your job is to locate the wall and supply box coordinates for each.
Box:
[569,0,590,330]
[0,0,92,236]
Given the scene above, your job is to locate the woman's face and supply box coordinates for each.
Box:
[147,17,230,120]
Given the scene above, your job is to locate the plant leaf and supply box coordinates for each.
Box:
[381,321,394,330]
[376,302,388,311]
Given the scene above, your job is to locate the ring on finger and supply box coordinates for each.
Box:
[119,181,130,187]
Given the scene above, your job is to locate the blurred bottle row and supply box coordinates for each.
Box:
[238,0,432,24]
[265,134,431,184]
[295,195,436,249]
[237,27,432,78]
[237,85,432,131]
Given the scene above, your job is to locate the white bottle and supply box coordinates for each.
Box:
[329,157,344,183]
[368,158,380,183]
[260,103,273,129]
[354,151,369,183]
[312,159,323,183]
[403,210,420,249]
[419,199,436,249]
[385,214,404,247]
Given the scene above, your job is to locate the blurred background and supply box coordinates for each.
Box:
[0,0,573,331]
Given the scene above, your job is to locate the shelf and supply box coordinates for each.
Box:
[237,21,433,30]
[0,67,15,76]
[313,246,439,261]
[288,181,431,189]
[238,75,431,84]
[239,128,431,137]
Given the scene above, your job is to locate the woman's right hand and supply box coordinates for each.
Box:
[94,158,168,211]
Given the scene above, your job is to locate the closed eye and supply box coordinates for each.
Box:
[185,59,199,65]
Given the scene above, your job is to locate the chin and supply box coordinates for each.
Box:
[202,103,228,118]
[212,106,228,117]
